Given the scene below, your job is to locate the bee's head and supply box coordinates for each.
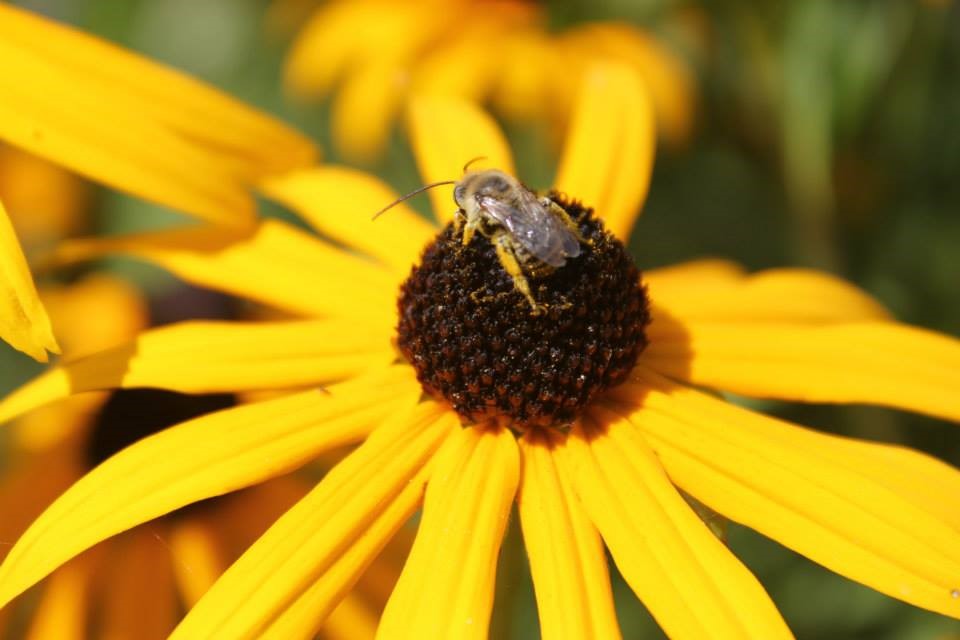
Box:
[453,170,512,207]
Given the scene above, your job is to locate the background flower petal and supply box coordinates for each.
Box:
[554,61,655,243]
[168,520,225,607]
[100,528,177,640]
[331,61,410,164]
[643,322,960,423]
[262,166,437,273]
[0,367,421,609]
[0,5,315,226]
[0,201,59,361]
[23,555,96,640]
[171,401,455,639]
[612,370,960,619]
[0,319,395,425]
[45,220,397,320]
[378,424,520,640]
[564,415,793,640]
[407,97,515,224]
[518,430,622,640]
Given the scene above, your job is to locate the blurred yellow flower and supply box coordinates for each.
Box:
[0,146,90,249]
[0,2,317,363]
[283,0,696,162]
[0,34,957,635]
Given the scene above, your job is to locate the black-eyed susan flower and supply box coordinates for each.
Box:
[0,278,406,639]
[0,51,958,637]
[282,0,695,162]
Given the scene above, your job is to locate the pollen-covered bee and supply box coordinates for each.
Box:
[452,169,585,314]
[373,166,587,314]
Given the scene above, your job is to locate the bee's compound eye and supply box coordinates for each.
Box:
[453,184,466,204]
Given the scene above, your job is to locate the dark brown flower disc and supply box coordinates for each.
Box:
[396,194,650,430]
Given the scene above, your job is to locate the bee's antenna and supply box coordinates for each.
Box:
[462,156,488,173]
[372,180,457,220]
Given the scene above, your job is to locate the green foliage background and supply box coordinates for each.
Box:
[1,0,958,638]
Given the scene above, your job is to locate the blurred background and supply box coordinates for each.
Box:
[1,0,959,638]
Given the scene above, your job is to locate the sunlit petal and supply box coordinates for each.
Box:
[0,318,394,425]
[564,414,793,639]
[554,62,655,242]
[0,5,315,226]
[0,200,59,361]
[648,268,891,327]
[378,424,519,640]
[46,220,397,320]
[611,369,960,619]
[262,166,437,273]
[643,322,960,423]
[172,401,456,639]
[518,430,622,640]
[0,366,421,609]
[407,97,515,224]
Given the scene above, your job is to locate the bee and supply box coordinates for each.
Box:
[452,169,585,314]
[373,165,586,314]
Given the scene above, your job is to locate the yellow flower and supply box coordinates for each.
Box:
[0,146,91,248]
[0,2,317,363]
[283,0,695,162]
[0,51,958,637]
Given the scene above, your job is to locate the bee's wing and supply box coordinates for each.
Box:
[478,191,580,267]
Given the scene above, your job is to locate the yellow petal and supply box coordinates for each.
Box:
[169,519,226,606]
[643,259,746,294]
[331,61,409,164]
[0,318,394,425]
[46,220,397,320]
[318,592,379,640]
[517,430,622,640]
[0,200,59,361]
[24,555,95,640]
[490,32,557,122]
[554,62,655,243]
[0,366,421,609]
[564,415,792,639]
[643,322,960,423]
[261,166,437,273]
[563,23,696,147]
[378,424,519,640]
[259,464,425,640]
[41,273,149,360]
[284,1,440,99]
[612,369,960,619]
[407,97,515,224]
[647,268,891,327]
[172,400,456,639]
[0,5,315,226]
[101,528,177,640]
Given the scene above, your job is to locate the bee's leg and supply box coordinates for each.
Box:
[462,217,480,247]
[544,198,591,245]
[493,233,544,315]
